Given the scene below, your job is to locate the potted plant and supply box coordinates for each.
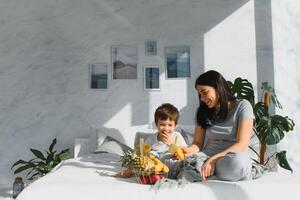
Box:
[11,138,70,181]
[228,78,295,172]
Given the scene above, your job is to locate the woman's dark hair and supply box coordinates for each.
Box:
[195,70,236,128]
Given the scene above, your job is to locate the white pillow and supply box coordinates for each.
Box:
[94,127,130,155]
[134,130,156,146]
[176,125,195,145]
[94,136,131,155]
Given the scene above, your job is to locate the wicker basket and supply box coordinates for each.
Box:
[133,169,167,185]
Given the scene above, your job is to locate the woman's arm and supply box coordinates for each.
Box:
[201,119,253,180]
[183,124,206,155]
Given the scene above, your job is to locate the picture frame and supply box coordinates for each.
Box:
[111,45,138,79]
[145,40,157,56]
[165,46,191,78]
[89,63,108,89]
[144,66,160,90]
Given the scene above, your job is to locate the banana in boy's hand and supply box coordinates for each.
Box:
[169,144,185,160]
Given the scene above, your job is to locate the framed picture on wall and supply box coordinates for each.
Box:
[111,45,138,79]
[165,46,190,78]
[144,66,160,90]
[90,63,108,89]
[145,40,157,56]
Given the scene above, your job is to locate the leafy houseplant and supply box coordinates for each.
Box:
[228,78,295,172]
[11,138,70,180]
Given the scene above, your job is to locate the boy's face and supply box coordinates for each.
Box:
[156,118,176,136]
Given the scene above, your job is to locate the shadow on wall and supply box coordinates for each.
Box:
[181,0,274,126]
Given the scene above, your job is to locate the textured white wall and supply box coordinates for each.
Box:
[204,1,257,86]
[0,0,299,189]
[272,0,300,175]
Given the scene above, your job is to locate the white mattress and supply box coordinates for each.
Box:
[16,153,299,200]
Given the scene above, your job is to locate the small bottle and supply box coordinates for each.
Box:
[12,177,25,199]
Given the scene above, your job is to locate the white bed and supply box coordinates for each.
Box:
[16,152,299,200]
[16,126,300,200]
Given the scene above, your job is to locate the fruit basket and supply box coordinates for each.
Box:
[121,138,169,185]
[133,170,166,185]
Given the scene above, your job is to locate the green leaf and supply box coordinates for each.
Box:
[11,160,31,169]
[253,102,269,119]
[275,151,293,173]
[228,77,255,106]
[49,138,57,153]
[46,152,54,164]
[58,149,70,160]
[14,163,35,174]
[30,149,46,161]
[255,115,294,145]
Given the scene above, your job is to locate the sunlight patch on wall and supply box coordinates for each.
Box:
[204,0,257,86]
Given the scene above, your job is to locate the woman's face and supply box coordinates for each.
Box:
[196,85,219,108]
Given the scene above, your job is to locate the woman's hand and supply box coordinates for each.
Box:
[182,145,199,156]
[201,157,217,181]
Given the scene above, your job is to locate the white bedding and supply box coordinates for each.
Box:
[16,153,299,200]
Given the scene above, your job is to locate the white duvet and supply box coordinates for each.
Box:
[16,153,299,200]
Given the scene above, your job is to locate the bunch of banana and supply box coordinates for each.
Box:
[150,154,169,173]
[169,136,186,160]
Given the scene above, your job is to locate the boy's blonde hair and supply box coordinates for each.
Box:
[154,103,179,125]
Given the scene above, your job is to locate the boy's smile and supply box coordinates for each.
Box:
[156,119,176,136]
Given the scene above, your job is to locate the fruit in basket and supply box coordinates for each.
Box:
[151,157,169,173]
[120,148,135,169]
[169,144,185,160]
[143,144,151,154]
[139,175,150,184]
[133,155,155,171]
[134,143,152,155]
[139,174,164,185]
[149,174,164,184]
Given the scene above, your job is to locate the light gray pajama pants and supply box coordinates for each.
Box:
[176,151,252,182]
[215,152,252,181]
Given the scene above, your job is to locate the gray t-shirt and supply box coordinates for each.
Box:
[202,99,254,156]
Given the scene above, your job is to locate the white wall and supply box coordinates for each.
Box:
[272,0,300,175]
[0,0,299,188]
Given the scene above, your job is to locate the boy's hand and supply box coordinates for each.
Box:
[158,131,172,146]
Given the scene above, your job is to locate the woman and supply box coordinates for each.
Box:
[162,70,254,181]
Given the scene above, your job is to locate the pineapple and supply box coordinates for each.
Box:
[133,156,155,172]
[120,148,135,169]
[120,147,155,172]
[120,138,169,176]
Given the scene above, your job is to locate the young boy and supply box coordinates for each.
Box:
[145,103,187,159]
[115,103,187,178]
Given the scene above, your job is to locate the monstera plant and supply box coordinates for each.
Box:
[228,78,295,172]
[11,138,70,180]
